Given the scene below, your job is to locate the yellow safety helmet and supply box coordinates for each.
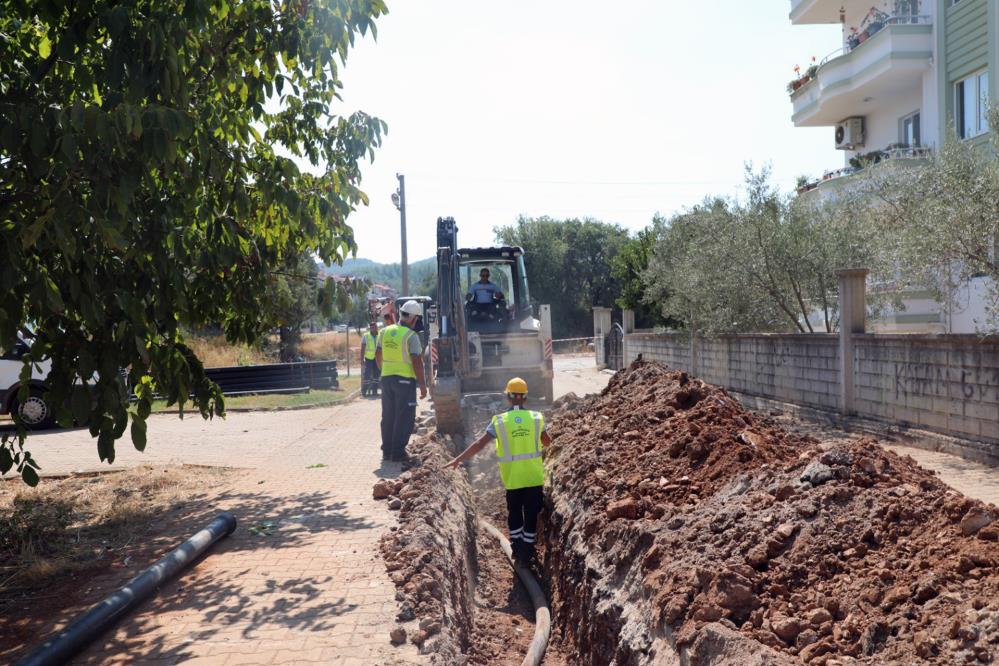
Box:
[505,377,528,395]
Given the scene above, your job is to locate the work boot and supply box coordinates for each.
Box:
[510,540,525,563]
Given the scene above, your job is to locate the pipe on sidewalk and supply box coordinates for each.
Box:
[15,512,238,666]
[480,519,551,666]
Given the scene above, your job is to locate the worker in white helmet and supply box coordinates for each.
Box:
[376,300,427,465]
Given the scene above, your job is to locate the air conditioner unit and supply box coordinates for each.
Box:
[835,117,865,150]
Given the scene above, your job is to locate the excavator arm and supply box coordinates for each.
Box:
[432,217,465,433]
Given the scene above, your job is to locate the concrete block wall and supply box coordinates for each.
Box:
[699,335,841,412]
[623,331,999,447]
[624,333,692,371]
[625,333,840,412]
[854,335,999,442]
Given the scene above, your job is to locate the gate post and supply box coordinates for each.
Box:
[622,309,635,334]
[593,307,612,368]
[837,268,868,415]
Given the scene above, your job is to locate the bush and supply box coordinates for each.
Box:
[0,496,72,558]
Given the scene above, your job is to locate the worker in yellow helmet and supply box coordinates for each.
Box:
[444,377,551,564]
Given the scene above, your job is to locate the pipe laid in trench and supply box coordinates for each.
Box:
[480,519,551,666]
[15,511,238,666]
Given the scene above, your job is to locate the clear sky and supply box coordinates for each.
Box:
[336,1,844,264]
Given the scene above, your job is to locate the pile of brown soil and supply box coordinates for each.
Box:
[375,432,477,663]
[544,360,999,665]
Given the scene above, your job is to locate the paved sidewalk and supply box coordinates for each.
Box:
[882,443,999,506]
[60,397,427,665]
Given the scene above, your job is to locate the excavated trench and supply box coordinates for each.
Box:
[379,361,999,665]
[375,406,568,665]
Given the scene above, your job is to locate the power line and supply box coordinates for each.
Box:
[406,173,738,187]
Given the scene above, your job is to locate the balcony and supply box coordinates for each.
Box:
[790,0,844,24]
[790,16,933,126]
[796,145,932,197]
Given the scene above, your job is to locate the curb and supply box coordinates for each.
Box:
[154,388,362,415]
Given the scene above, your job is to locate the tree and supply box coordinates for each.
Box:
[0,0,387,482]
[866,109,999,330]
[609,218,678,329]
[643,167,882,335]
[494,217,630,338]
[266,252,320,361]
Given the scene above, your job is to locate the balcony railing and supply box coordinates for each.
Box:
[788,13,932,97]
[796,146,932,193]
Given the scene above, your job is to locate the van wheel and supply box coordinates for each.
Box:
[13,388,57,430]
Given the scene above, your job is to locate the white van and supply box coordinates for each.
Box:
[0,336,55,429]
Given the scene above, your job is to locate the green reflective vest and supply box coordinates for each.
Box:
[362,332,377,360]
[492,409,545,490]
[380,324,416,379]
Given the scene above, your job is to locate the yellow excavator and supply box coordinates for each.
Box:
[431,217,554,434]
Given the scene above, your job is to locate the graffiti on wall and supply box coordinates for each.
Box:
[892,362,999,402]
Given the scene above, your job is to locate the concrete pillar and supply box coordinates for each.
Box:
[622,309,635,334]
[837,268,868,415]
[593,307,612,336]
[593,307,612,368]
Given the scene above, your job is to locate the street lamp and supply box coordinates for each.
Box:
[392,174,409,296]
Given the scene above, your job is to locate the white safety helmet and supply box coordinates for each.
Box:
[399,300,423,317]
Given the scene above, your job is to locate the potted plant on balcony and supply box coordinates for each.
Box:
[847,27,860,50]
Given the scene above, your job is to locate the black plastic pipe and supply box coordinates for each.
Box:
[15,511,237,666]
[480,519,551,666]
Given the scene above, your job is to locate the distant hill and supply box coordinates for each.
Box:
[322,257,436,293]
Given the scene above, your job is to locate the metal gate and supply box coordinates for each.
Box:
[604,323,624,370]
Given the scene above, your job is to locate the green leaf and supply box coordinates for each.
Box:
[130,418,147,451]
[97,431,115,463]
[21,465,39,487]
[38,35,51,59]
[0,446,12,474]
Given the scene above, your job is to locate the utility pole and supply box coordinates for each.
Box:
[391,173,409,296]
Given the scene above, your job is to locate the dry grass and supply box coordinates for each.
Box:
[184,335,273,367]
[0,466,233,595]
[183,331,364,368]
[297,330,362,361]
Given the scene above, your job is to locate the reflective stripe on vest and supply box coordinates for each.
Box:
[380,325,416,378]
[493,409,544,490]
[362,333,377,360]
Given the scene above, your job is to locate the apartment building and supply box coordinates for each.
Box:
[789,0,997,332]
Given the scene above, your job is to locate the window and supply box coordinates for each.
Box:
[956,70,989,139]
[900,111,921,146]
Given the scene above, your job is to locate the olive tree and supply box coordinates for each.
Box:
[643,167,882,335]
[0,0,386,483]
[866,108,999,329]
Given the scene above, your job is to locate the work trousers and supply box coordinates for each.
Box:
[506,485,544,551]
[380,375,417,460]
[362,359,380,389]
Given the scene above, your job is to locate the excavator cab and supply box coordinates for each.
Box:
[459,248,533,334]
